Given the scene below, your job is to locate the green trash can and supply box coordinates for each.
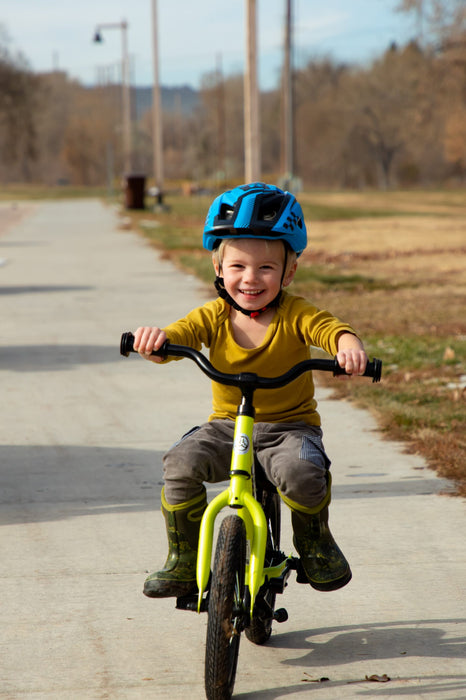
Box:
[124,173,146,210]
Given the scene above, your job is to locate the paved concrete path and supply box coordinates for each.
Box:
[1,199,464,699]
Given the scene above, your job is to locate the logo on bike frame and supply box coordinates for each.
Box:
[234,434,250,454]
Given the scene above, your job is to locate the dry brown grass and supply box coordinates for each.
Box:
[295,191,466,495]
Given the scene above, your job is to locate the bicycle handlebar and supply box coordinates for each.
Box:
[120,331,382,387]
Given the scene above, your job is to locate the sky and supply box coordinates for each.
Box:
[0,1,416,91]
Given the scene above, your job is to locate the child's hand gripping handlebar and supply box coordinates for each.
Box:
[120,331,382,385]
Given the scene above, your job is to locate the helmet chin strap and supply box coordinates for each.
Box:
[214,277,281,318]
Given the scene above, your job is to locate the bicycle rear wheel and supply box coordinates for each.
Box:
[245,488,281,645]
[205,515,246,700]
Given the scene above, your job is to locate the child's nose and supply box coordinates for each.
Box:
[243,266,258,282]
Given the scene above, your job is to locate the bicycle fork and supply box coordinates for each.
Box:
[196,407,293,616]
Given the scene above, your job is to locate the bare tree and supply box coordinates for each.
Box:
[396,0,466,48]
[0,26,41,182]
[349,44,426,187]
[61,85,121,185]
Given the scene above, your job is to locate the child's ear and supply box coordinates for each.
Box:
[282,260,298,287]
[212,254,221,277]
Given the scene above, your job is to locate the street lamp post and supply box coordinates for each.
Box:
[282,0,294,183]
[93,20,132,174]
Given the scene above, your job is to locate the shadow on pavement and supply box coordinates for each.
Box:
[332,479,450,498]
[0,284,92,295]
[0,344,122,371]
[234,675,466,699]
[271,618,466,664]
[0,444,165,524]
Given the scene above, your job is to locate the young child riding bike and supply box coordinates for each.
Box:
[133,182,368,598]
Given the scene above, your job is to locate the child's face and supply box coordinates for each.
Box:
[213,238,296,313]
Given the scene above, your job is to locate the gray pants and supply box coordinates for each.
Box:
[163,419,330,508]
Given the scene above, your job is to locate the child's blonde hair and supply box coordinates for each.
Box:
[212,239,297,287]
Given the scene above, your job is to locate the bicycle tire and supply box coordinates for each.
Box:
[245,489,281,645]
[205,515,246,700]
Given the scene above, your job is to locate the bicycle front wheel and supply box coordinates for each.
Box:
[205,515,246,700]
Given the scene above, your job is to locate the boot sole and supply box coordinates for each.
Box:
[309,568,352,592]
[143,581,198,598]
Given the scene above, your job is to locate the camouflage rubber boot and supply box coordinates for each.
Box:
[143,488,207,598]
[291,505,352,591]
[282,474,352,592]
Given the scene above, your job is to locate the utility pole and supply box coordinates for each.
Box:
[151,0,164,202]
[282,0,294,183]
[216,54,226,181]
[120,21,131,174]
[244,0,261,182]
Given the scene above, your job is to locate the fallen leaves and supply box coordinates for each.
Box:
[302,671,391,684]
[443,346,456,361]
[301,674,329,683]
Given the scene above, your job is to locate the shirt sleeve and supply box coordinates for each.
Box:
[287,295,357,356]
[162,299,227,350]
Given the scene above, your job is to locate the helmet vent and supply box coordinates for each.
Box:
[219,204,235,220]
[256,193,284,224]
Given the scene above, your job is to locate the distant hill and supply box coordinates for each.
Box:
[133,85,199,117]
[41,70,200,118]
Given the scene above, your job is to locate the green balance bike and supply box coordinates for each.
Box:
[120,331,382,699]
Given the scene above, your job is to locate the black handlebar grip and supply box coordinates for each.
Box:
[120,331,135,357]
[333,357,382,382]
[368,358,382,383]
[120,331,170,359]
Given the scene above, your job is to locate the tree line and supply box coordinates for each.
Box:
[0,0,465,189]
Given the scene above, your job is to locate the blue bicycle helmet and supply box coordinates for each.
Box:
[203,182,307,255]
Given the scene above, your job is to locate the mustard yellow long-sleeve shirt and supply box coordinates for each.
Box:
[163,292,356,426]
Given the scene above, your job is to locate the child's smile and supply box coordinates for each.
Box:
[240,288,265,298]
